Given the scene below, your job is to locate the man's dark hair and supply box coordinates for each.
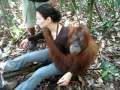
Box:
[36,3,61,23]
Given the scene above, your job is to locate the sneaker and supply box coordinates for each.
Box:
[0,70,5,88]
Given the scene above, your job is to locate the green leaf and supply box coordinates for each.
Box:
[101,70,109,78]
[100,60,119,81]
[59,0,65,7]
[115,0,120,8]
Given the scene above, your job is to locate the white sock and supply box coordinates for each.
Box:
[0,61,7,71]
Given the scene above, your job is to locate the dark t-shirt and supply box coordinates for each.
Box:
[54,26,69,54]
[28,26,69,54]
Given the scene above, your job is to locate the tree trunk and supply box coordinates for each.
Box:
[87,0,95,30]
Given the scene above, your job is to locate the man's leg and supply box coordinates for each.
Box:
[15,63,62,90]
[22,0,36,29]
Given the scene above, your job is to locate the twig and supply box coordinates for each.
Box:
[94,1,103,22]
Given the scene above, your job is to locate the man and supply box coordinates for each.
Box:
[22,0,49,35]
[20,0,49,50]
[20,0,57,50]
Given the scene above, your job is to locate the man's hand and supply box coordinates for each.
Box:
[57,72,73,86]
[19,38,29,50]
